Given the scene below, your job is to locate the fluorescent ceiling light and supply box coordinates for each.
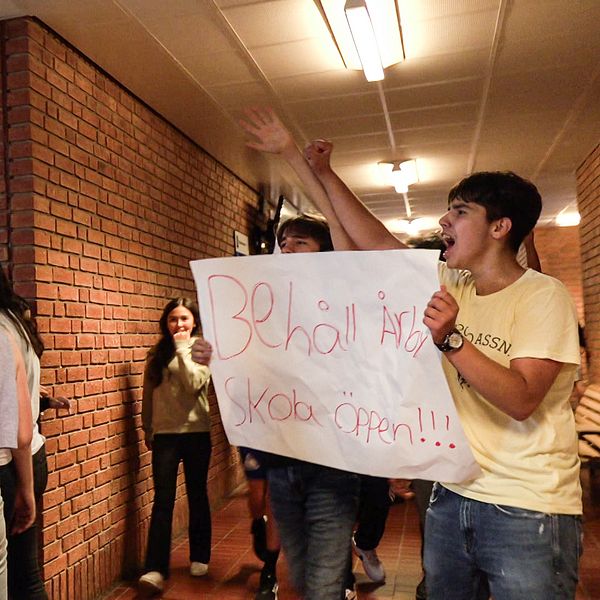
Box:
[319,0,404,81]
[345,0,384,81]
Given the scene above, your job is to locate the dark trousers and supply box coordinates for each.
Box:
[0,445,49,600]
[412,479,434,561]
[353,474,391,550]
[144,432,212,577]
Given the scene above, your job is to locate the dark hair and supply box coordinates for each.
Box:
[0,266,44,357]
[448,171,542,252]
[276,215,334,252]
[146,297,200,386]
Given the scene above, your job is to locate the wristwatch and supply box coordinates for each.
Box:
[434,328,464,353]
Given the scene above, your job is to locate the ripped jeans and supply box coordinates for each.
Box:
[423,484,582,600]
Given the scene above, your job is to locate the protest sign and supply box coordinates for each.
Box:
[191,249,480,482]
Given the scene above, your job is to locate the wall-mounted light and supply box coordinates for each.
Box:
[555,209,581,227]
[318,0,404,82]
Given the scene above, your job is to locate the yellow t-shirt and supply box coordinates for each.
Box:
[439,263,582,515]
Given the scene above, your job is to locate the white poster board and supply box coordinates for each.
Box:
[191,249,480,482]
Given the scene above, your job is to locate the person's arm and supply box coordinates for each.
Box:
[172,336,211,393]
[141,359,155,451]
[10,337,35,534]
[40,385,71,412]
[424,286,562,421]
[240,108,357,251]
[192,338,213,365]
[304,140,406,251]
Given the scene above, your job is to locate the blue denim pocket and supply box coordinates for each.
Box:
[428,481,444,505]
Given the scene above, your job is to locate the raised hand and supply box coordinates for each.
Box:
[173,330,191,342]
[192,338,213,366]
[240,107,296,156]
[423,285,459,344]
[304,139,334,177]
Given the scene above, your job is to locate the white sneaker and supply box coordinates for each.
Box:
[138,571,164,594]
[352,537,385,583]
[190,561,209,577]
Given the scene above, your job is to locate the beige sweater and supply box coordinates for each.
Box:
[141,337,211,441]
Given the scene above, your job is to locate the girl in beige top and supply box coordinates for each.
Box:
[138,298,212,595]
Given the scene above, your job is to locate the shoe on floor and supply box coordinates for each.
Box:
[352,536,385,583]
[138,571,164,595]
[251,515,268,561]
[255,570,278,599]
[416,574,427,600]
[190,561,209,577]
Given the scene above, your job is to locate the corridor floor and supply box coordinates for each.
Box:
[104,470,600,600]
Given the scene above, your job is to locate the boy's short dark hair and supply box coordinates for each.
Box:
[448,171,542,252]
[276,215,334,251]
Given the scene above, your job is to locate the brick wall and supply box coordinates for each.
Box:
[533,225,584,321]
[578,143,600,385]
[0,18,260,599]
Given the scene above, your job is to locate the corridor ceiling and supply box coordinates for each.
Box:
[2,0,599,234]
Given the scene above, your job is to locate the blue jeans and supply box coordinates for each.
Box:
[424,484,583,600]
[267,463,360,600]
[145,432,212,577]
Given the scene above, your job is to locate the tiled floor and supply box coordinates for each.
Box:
[104,470,600,599]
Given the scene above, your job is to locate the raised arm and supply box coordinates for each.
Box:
[304,140,405,251]
[240,108,356,251]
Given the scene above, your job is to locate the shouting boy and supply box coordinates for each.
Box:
[240,108,582,600]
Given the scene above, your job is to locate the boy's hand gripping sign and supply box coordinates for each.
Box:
[191,249,480,482]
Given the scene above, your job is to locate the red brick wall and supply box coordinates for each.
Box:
[578,143,600,384]
[0,18,259,599]
[533,226,584,321]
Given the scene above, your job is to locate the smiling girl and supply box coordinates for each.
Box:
[139,298,212,595]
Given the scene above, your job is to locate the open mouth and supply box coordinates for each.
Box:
[440,233,455,248]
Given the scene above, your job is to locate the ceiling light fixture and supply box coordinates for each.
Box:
[379,159,419,217]
[555,210,581,227]
[385,217,439,236]
[318,0,404,82]
[379,159,419,192]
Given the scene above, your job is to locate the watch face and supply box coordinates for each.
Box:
[448,331,463,349]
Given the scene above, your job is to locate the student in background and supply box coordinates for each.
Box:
[237,447,281,600]
[139,298,212,596]
[0,327,35,600]
[0,267,53,600]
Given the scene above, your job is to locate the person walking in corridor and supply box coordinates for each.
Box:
[138,298,212,596]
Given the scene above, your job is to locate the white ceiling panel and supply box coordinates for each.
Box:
[182,50,259,86]
[251,38,343,78]
[385,78,482,112]
[0,0,597,230]
[221,0,329,47]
